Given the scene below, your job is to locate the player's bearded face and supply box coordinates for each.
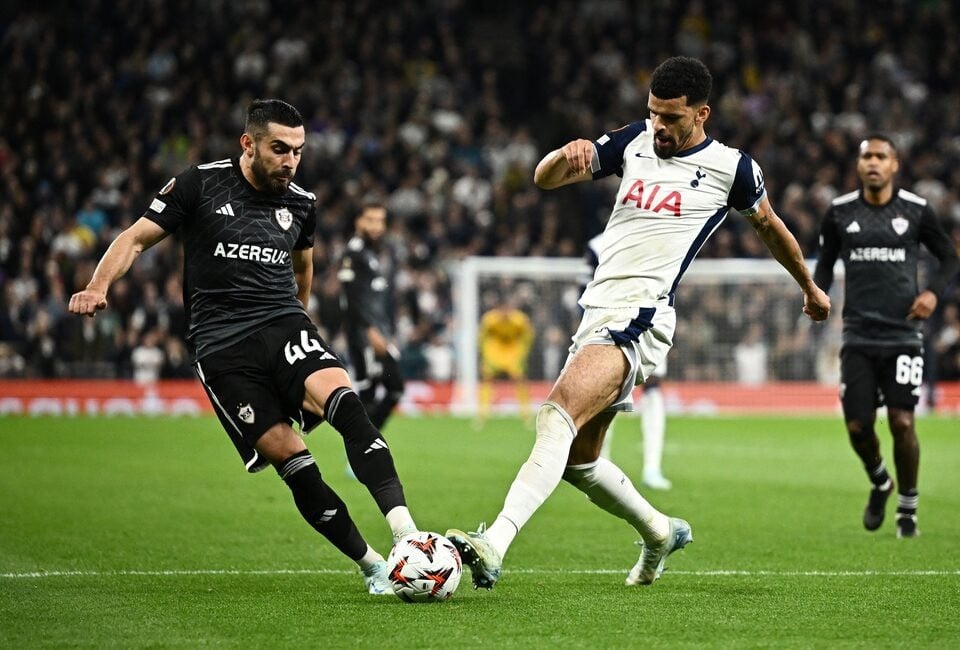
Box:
[248,124,305,195]
[357,207,387,244]
[649,94,702,159]
[251,145,293,195]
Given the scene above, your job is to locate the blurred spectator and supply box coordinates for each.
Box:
[734,323,769,385]
[130,328,165,385]
[1,1,958,392]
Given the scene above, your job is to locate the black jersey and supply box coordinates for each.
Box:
[143,157,317,360]
[337,235,395,342]
[814,188,958,348]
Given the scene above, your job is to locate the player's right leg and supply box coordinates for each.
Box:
[255,423,392,595]
[475,362,496,429]
[840,346,893,531]
[448,344,627,589]
[880,348,924,539]
[888,408,920,538]
[276,314,417,542]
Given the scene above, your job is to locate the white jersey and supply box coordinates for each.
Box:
[581,119,766,308]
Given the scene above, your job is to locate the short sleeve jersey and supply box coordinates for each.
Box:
[582,120,766,308]
[814,188,957,348]
[143,157,317,360]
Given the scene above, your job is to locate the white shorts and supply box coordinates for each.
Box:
[565,303,675,411]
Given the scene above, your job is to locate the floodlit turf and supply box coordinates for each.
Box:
[1,413,958,648]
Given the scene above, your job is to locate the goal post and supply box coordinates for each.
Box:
[447,256,845,415]
[449,256,589,414]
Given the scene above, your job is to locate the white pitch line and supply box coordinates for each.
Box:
[2,568,959,579]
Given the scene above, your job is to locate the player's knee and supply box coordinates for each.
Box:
[537,401,578,444]
[326,387,377,440]
[888,409,915,438]
[845,417,873,438]
[255,421,306,465]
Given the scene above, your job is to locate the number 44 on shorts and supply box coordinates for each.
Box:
[285,330,335,365]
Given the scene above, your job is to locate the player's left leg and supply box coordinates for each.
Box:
[879,347,924,538]
[888,407,920,538]
[641,374,670,490]
[564,411,689,586]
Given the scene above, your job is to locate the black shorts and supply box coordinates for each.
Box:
[347,339,402,392]
[194,314,345,472]
[840,345,924,420]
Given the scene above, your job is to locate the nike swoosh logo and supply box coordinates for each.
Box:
[635,153,654,159]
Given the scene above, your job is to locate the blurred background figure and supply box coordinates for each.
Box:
[639,363,671,490]
[476,290,535,428]
[338,202,405,431]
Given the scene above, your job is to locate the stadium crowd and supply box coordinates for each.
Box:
[2,1,959,391]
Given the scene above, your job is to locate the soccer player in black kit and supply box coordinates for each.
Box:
[68,99,418,593]
[814,135,958,538]
[338,203,405,430]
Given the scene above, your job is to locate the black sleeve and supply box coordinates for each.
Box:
[294,203,316,250]
[592,121,647,179]
[918,205,959,297]
[142,167,201,233]
[813,207,839,293]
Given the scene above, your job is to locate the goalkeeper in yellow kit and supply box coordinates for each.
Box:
[477,298,535,427]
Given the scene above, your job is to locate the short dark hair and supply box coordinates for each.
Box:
[861,133,898,156]
[650,57,712,105]
[357,200,387,220]
[245,99,303,139]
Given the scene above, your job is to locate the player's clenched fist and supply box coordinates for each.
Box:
[802,286,831,322]
[561,139,595,176]
[69,289,107,317]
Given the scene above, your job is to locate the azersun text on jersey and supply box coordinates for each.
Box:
[143,157,317,360]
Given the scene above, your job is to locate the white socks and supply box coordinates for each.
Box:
[357,545,385,569]
[386,505,417,541]
[484,401,577,557]
[564,457,670,541]
[642,386,665,477]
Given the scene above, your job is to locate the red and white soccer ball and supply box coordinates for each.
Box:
[386,531,462,602]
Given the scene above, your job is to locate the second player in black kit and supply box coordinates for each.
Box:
[69,99,417,594]
[338,203,405,430]
[814,134,958,538]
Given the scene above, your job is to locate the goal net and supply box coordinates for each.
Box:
[448,256,845,415]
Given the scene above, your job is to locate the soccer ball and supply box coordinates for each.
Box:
[386,531,462,602]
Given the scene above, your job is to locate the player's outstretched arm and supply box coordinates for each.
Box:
[743,198,830,322]
[534,139,595,190]
[68,217,169,317]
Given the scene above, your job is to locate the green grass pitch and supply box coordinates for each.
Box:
[1,414,958,648]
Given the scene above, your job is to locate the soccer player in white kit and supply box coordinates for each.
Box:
[447,57,831,589]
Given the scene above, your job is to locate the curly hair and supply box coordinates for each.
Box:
[650,57,712,105]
